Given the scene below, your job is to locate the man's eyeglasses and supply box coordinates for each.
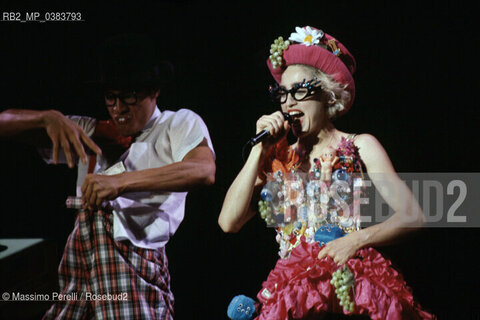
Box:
[269,78,322,104]
[104,91,140,107]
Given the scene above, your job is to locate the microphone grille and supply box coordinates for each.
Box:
[282,112,293,124]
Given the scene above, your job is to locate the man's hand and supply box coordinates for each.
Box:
[81,173,124,209]
[42,110,102,168]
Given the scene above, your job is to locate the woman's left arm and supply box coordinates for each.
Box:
[318,134,425,264]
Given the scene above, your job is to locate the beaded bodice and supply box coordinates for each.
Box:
[258,136,365,259]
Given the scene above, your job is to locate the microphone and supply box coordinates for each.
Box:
[247,112,292,146]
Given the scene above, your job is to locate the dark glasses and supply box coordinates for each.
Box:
[269,78,322,104]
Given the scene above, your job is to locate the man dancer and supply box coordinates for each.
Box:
[0,33,215,319]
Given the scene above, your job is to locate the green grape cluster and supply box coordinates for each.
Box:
[258,200,274,224]
[269,37,290,68]
[330,266,355,313]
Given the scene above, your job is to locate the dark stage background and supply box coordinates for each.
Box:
[0,1,478,319]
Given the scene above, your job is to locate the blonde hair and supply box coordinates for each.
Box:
[293,64,352,119]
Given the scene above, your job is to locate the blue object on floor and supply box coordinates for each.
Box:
[227,294,255,320]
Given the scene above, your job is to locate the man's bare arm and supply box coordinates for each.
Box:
[0,109,101,167]
[81,139,216,208]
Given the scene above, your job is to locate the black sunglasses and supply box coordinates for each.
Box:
[104,90,146,107]
[269,78,322,104]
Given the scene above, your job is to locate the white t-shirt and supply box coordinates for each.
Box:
[40,107,214,249]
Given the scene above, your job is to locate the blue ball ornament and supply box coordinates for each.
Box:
[332,169,350,183]
[260,189,273,202]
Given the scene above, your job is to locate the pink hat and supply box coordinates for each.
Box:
[267,26,356,113]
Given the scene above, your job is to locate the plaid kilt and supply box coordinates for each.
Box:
[43,209,174,319]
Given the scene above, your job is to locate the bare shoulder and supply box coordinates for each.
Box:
[353,133,395,173]
[354,133,383,153]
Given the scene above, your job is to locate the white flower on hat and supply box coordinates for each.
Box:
[289,26,324,46]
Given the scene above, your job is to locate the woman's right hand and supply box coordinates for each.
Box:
[255,111,290,149]
[41,110,102,168]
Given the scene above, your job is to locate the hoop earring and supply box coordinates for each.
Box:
[328,92,336,106]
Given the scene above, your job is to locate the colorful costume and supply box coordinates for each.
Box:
[227,25,435,320]
[254,136,434,320]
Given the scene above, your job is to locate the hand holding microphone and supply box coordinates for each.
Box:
[248,111,292,146]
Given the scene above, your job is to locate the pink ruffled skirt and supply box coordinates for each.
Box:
[256,240,435,320]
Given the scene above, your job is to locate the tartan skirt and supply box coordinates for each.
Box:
[43,209,174,319]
